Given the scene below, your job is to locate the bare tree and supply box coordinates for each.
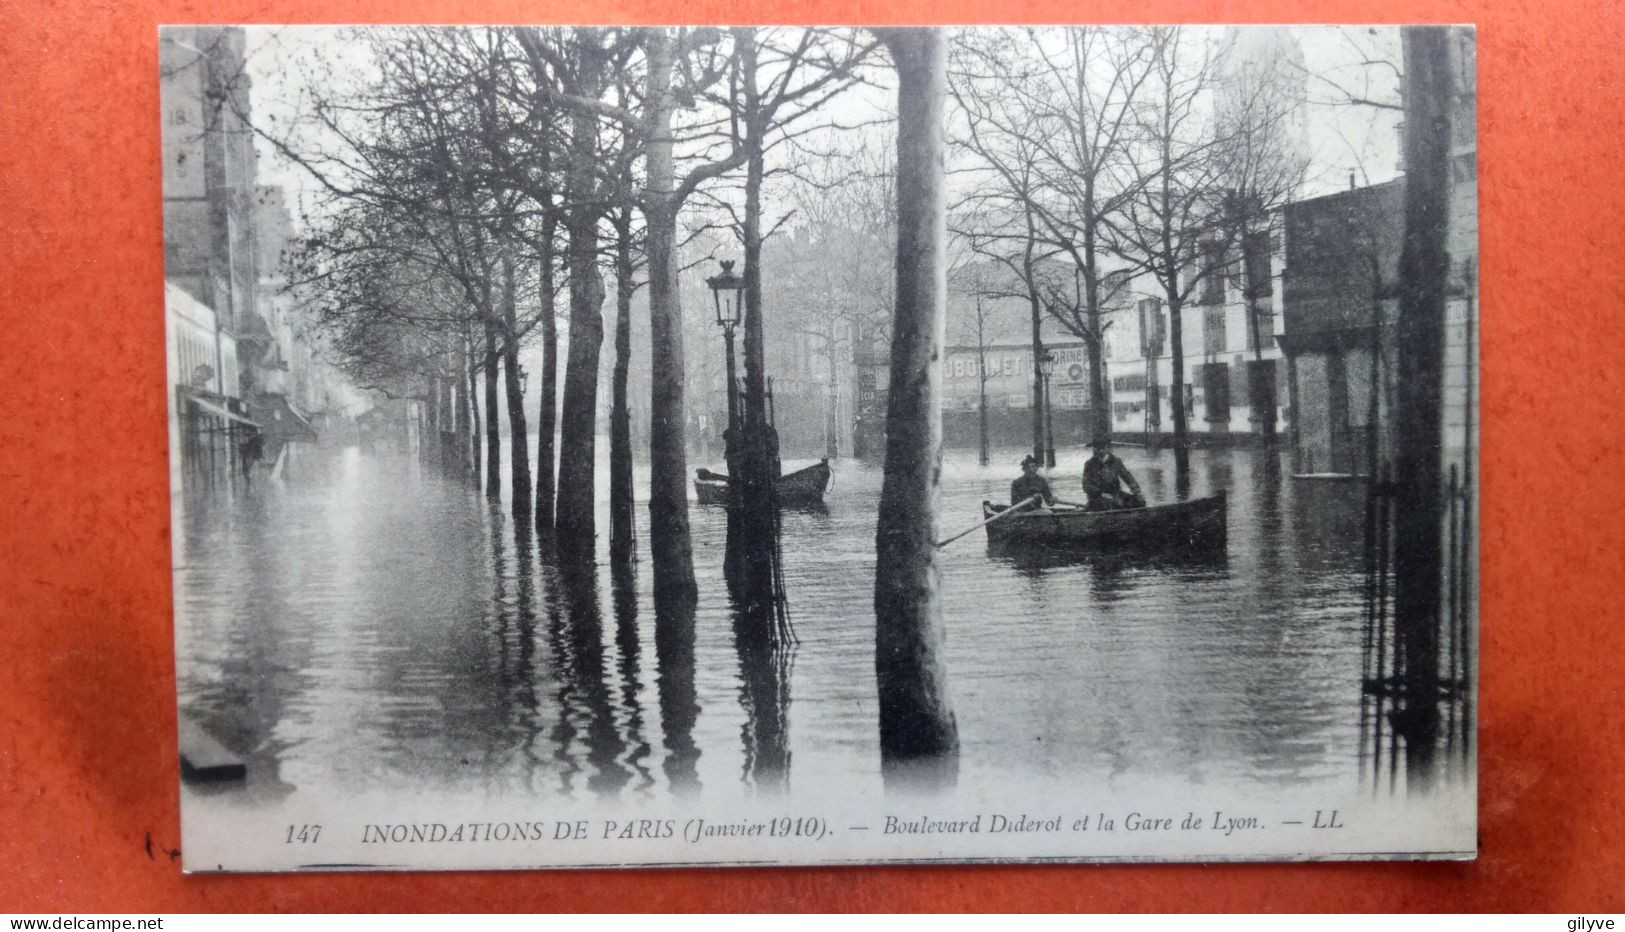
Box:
[514,28,640,553]
[604,92,647,560]
[257,28,586,517]
[949,36,1056,463]
[1211,30,1310,438]
[760,135,901,460]
[948,259,1008,465]
[872,28,959,769]
[1108,27,1230,485]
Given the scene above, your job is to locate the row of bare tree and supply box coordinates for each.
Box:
[271,26,883,612]
[948,26,1308,466]
[257,25,1449,774]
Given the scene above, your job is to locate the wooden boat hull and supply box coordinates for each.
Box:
[982,493,1226,552]
[695,459,832,507]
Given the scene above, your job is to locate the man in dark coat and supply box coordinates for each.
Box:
[1083,438,1144,511]
[1010,454,1055,508]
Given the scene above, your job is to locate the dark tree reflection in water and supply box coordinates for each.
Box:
[610,554,656,794]
[729,580,795,795]
[174,444,1377,803]
[550,546,634,800]
[654,593,702,798]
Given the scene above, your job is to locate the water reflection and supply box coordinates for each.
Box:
[653,596,701,797]
[610,556,656,794]
[548,547,634,799]
[730,594,795,794]
[175,443,1379,804]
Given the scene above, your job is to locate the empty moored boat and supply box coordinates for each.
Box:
[695,459,833,507]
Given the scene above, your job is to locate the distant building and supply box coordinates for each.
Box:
[161,27,263,489]
[161,27,260,349]
[1277,180,1404,475]
[161,29,331,488]
[165,283,254,491]
[1097,240,1292,448]
[1278,28,1476,479]
[246,185,318,465]
[939,339,1096,449]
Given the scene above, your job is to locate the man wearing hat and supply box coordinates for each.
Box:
[1010,454,1056,509]
[1083,438,1144,511]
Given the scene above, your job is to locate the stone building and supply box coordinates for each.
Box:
[161,27,263,489]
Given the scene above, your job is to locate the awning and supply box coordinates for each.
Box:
[184,394,259,429]
[251,394,318,443]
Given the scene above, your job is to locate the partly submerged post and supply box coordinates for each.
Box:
[873,28,959,767]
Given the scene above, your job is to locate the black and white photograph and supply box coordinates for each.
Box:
[160,23,1478,871]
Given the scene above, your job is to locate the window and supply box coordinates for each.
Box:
[1198,243,1226,306]
[1204,305,1227,356]
[1137,297,1164,357]
[1202,363,1231,423]
[1244,231,1273,298]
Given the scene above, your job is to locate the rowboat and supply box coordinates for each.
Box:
[695,459,833,507]
[981,493,1226,552]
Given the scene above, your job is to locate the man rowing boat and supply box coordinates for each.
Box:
[1083,438,1145,511]
[1010,454,1055,509]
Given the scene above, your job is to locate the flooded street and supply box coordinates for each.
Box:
[174,443,1372,806]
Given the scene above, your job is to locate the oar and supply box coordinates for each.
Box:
[935,495,1041,548]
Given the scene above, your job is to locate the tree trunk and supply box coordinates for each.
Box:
[1391,24,1454,787]
[642,28,698,609]
[1166,288,1190,493]
[423,373,441,472]
[609,215,635,558]
[536,178,559,528]
[556,45,606,552]
[977,348,989,466]
[465,334,481,490]
[874,28,958,767]
[740,29,769,438]
[1023,210,1044,463]
[1237,216,1278,441]
[1086,335,1108,443]
[484,315,502,501]
[826,316,841,459]
[502,254,532,521]
[730,27,780,613]
[1083,244,1110,444]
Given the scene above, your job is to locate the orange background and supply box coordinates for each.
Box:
[1,0,1621,913]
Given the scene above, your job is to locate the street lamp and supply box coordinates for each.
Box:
[1039,350,1058,467]
[707,259,746,435]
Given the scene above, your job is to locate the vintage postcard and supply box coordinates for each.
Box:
[161,23,1478,871]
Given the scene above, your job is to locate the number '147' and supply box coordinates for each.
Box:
[285,824,322,844]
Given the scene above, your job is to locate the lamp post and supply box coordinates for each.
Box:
[707,259,746,442]
[1040,350,1057,467]
[518,365,530,397]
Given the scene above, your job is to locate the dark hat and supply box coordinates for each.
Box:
[1020,454,1041,467]
[1091,436,1112,450]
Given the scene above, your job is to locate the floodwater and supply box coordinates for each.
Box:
[174,442,1372,804]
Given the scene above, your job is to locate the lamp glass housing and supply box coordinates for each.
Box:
[707,260,745,327]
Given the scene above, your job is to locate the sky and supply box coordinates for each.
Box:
[240,24,1408,237]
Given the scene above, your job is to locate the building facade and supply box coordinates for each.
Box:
[1278,28,1476,479]
[1097,242,1292,448]
[162,26,329,488]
